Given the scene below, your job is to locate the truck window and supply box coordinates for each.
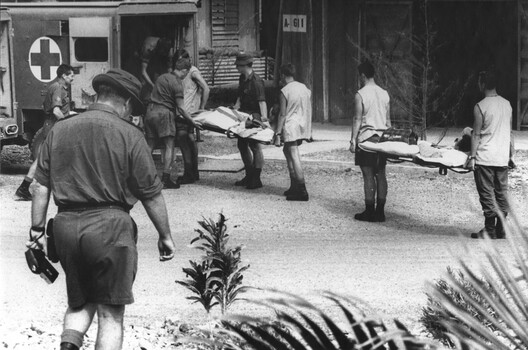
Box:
[74,38,108,62]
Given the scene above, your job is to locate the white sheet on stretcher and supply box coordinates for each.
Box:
[359,141,420,157]
[415,141,468,167]
[359,140,468,168]
[192,107,275,144]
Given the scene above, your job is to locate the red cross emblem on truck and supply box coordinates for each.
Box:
[28,37,62,82]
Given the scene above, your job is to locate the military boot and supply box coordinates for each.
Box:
[235,167,253,186]
[355,204,376,222]
[471,216,496,239]
[162,173,180,189]
[495,213,508,239]
[246,168,263,189]
[286,183,309,201]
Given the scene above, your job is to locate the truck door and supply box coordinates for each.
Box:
[0,8,19,146]
[1,9,14,119]
[69,17,112,109]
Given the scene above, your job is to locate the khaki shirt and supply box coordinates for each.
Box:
[150,73,184,112]
[35,103,162,208]
[238,71,266,115]
[42,79,70,116]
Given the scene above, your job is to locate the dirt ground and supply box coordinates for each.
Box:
[1,144,527,349]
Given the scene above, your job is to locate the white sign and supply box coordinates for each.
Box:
[28,36,62,82]
[283,14,307,33]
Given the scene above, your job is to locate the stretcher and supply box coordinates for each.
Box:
[192,107,275,144]
[358,140,471,175]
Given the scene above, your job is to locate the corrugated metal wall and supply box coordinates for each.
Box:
[198,54,274,86]
[211,0,239,48]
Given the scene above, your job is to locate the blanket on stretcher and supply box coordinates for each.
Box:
[193,107,275,144]
[359,140,468,168]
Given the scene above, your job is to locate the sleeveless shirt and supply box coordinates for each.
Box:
[281,81,312,142]
[357,84,390,142]
[183,66,202,113]
[475,95,512,167]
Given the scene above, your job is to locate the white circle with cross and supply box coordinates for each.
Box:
[28,37,62,82]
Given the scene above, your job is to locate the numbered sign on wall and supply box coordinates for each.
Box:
[283,14,307,32]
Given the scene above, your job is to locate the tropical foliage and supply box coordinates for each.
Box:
[420,267,497,347]
[180,211,527,350]
[423,214,528,349]
[176,213,250,315]
[183,290,440,350]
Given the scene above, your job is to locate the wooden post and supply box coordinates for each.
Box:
[321,0,329,122]
[518,0,522,130]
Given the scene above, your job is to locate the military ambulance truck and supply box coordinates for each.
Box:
[0,0,198,151]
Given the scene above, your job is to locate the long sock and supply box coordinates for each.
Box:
[20,177,33,190]
[60,329,83,349]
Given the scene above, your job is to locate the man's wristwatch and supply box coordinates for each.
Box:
[468,155,476,160]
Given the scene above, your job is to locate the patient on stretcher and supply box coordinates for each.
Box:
[192,107,275,144]
[358,134,469,168]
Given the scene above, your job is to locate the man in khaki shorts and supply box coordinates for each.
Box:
[144,57,201,188]
[27,69,176,350]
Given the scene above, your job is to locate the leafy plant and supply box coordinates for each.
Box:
[176,260,218,314]
[176,213,250,315]
[420,267,498,347]
[184,290,442,350]
[425,214,528,349]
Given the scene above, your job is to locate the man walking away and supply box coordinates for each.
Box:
[349,60,391,222]
[26,69,176,350]
[15,64,74,200]
[468,69,514,239]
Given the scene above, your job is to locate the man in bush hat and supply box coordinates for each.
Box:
[26,68,176,350]
[232,51,268,189]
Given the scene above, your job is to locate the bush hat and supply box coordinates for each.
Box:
[235,52,253,66]
[92,69,144,115]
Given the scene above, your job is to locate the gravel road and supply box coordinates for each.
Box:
[1,145,527,349]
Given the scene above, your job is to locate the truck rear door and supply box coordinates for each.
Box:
[0,8,19,145]
[69,17,112,109]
